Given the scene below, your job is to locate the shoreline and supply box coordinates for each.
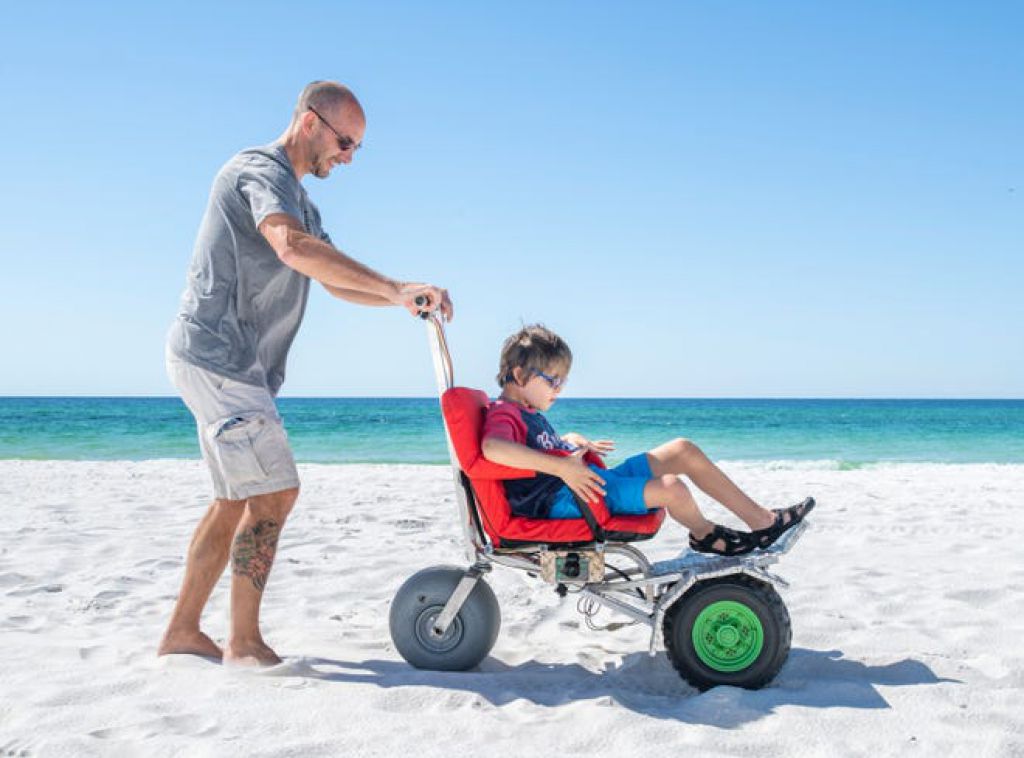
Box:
[5,457,1024,468]
[3,395,1023,400]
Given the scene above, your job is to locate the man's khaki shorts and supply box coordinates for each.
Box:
[166,351,300,500]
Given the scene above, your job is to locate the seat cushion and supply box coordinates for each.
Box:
[441,387,665,547]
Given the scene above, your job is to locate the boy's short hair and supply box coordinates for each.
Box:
[496,324,572,387]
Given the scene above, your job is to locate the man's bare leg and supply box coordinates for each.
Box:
[159,498,246,658]
[223,487,299,666]
[647,438,775,530]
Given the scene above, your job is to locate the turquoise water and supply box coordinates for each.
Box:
[1,397,1021,465]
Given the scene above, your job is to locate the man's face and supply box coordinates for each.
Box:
[308,105,366,179]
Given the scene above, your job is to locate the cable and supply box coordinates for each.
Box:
[575,562,643,632]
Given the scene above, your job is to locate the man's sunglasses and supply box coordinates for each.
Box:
[308,106,362,152]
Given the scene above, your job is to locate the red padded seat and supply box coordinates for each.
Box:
[441,387,665,547]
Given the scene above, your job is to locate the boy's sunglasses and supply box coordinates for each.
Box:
[532,369,566,390]
[308,106,363,152]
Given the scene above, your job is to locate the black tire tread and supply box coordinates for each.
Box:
[663,574,791,691]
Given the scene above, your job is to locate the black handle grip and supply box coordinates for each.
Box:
[414,294,429,319]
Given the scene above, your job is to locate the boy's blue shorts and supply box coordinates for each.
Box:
[547,453,653,519]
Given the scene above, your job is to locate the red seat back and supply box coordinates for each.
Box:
[441,387,533,541]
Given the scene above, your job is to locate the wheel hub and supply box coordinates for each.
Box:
[691,599,764,673]
[716,625,740,647]
[414,606,464,653]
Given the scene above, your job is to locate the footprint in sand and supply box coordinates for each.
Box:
[77,589,128,611]
[0,738,33,757]
[33,677,148,707]
[89,713,219,740]
[78,645,119,663]
[1,615,43,632]
[7,583,63,597]
[945,588,1002,606]
[0,572,32,588]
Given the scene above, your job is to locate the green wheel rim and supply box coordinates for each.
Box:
[691,599,764,673]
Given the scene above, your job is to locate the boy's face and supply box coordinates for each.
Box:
[516,362,569,411]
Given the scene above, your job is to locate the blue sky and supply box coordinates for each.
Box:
[1,1,1020,398]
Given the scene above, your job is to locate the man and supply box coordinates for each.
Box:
[160,81,452,666]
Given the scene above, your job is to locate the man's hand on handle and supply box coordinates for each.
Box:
[398,284,453,322]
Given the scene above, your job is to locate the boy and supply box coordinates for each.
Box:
[481,325,814,556]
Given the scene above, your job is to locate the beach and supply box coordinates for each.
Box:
[2,458,1023,757]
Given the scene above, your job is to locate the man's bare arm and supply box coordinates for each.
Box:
[259,213,400,300]
[259,213,454,320]
[321,283,391,306]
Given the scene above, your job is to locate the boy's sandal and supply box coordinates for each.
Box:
[689,524,757,557]
[752,497,816,550]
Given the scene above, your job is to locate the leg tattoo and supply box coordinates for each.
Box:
[231,519,281,592]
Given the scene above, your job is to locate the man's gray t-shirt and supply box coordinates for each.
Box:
[167,144,330,395]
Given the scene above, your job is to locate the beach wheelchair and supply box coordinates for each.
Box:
[388,313,808,690]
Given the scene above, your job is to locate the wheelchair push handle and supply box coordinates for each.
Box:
[414,295,430,320]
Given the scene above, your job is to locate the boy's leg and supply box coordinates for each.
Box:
[159,497,246,658]
[224,486,299,666]
[643,474,745,552]
[647,438,775,530]
[643,475,709,530]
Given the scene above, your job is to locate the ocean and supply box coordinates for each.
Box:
[0,397,1021,466]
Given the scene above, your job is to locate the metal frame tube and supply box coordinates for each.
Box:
[432,563,489,636]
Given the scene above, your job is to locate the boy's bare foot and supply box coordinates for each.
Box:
[223,640,282,667]
[158,628,223,659]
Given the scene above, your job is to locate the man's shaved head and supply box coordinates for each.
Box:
[293,81,364,121]
[284,80,366,180]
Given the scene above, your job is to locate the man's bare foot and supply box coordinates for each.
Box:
[158,628,223,659]
[223,640,282,667]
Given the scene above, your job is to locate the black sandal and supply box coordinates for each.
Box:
[689,524,757,556]
[752,497,816,549]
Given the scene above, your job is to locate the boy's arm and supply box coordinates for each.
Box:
[481,437,569,477]
[561,432,586,447]
[560,432,616,456]
[482,437,606,503]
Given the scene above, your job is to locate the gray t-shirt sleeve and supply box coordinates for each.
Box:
[310,203,332,245]
[237,159,303,229]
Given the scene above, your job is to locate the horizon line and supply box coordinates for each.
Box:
[2,395,1022,402]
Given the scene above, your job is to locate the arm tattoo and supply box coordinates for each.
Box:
[232,519,281,592]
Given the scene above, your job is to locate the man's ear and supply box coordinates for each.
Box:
[511,367,527,387]
[301,110,317,135]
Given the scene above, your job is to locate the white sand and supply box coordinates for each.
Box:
[1,459,1023,757]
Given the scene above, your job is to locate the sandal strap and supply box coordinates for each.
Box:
[754,497,815,548]
[689,524,756,556]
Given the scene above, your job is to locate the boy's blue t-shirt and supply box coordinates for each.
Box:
[482,399,576,518]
